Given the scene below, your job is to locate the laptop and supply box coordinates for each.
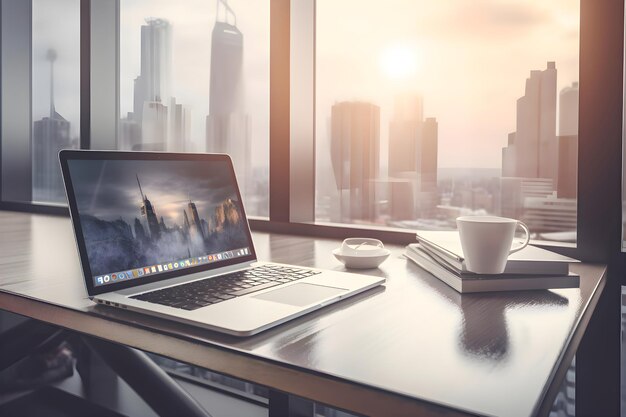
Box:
[59,150,385,336]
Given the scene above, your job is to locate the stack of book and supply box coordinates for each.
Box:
[405,231,580,293]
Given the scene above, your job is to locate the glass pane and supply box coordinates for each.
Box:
[0,0,80,205]
[118,0,269,217]
[316,1,579,243]
[32,0,81,204]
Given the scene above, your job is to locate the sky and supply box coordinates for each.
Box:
[316,0,579,170]
[69,159,240,227]
[31,0,579,171]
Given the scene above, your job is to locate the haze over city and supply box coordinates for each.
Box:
[32,0,578,170]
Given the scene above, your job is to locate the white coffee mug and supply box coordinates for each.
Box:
[456,216,530,274]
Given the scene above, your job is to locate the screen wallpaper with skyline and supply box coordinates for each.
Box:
[67,159,250,278]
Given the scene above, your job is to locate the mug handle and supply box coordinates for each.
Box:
[509,221,530,255]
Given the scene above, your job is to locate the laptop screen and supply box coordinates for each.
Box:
[62,152,256,294]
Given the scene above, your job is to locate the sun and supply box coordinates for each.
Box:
[379,43,419,80]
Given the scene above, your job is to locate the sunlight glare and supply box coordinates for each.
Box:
[379,43,419,80]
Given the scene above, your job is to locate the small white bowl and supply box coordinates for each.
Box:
[333,238,391,269]
[332,247,391,269]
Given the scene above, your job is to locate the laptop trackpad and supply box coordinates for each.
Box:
[252,283,347,307]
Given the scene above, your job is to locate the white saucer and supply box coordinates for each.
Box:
[332,247,391,269]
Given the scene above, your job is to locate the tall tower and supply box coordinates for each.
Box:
[32,49,72,203]
[512,62,557,183]
[206,0,251,192]
[141,101,168,150]
[131,18,172,151]
[188,200,205,238]
[387,95,438,217]
[182,209,191,236]
[502,132,517,177]
[330,101,380,222]
[388,95,423,177]
[557,82,579,198]
[136,175,161,240]
[538,62,558,182]
[559,82,579,137]
[169,97,191,151]
[421,117,438,192]
[134,18,171,120]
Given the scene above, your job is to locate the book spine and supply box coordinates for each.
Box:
[405,249,462,292]
[415,237,463,263]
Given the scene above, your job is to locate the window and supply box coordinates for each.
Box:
[115,0,270,217]
[315,0,580,243]
[32,0,81,204]
[1,0,269,217]
[1,0,80,206]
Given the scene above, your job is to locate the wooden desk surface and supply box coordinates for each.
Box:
[0,212,606,417]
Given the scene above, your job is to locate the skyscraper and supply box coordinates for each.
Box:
[183,209,191,235]
[537,63,558,182]
[188,200,205,238]
[136,175,161,240]
[421,117,438,192]
[503,62,557,183]
[330,101,380,222]
[557,82,579,198]
[387,95,438,218]
[119,116,141,150]
[32,49,73,203]
[501,132,517,177]
[134,18,171,121]
[206,0,251,193]
[559,82,579,137]
[127,18,172,151]
[169,97,191,152]
[141,101,168,151]
[501,67,578,230]
[388,95,423,177]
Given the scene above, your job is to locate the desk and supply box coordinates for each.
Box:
[0,212,606,417]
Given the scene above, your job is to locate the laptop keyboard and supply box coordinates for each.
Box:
[130,265,322,311]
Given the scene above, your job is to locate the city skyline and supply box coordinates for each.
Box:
[69,159,240,228]
[120,1,252,196]
[119,0,269,167]
[79,189,245,277]
[317,60,578,236]
[316,0,578,170]
[33,0,577,170]
[17,1,583,247]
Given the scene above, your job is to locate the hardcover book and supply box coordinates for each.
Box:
[405,244,580,293]
[415,231,578,276]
